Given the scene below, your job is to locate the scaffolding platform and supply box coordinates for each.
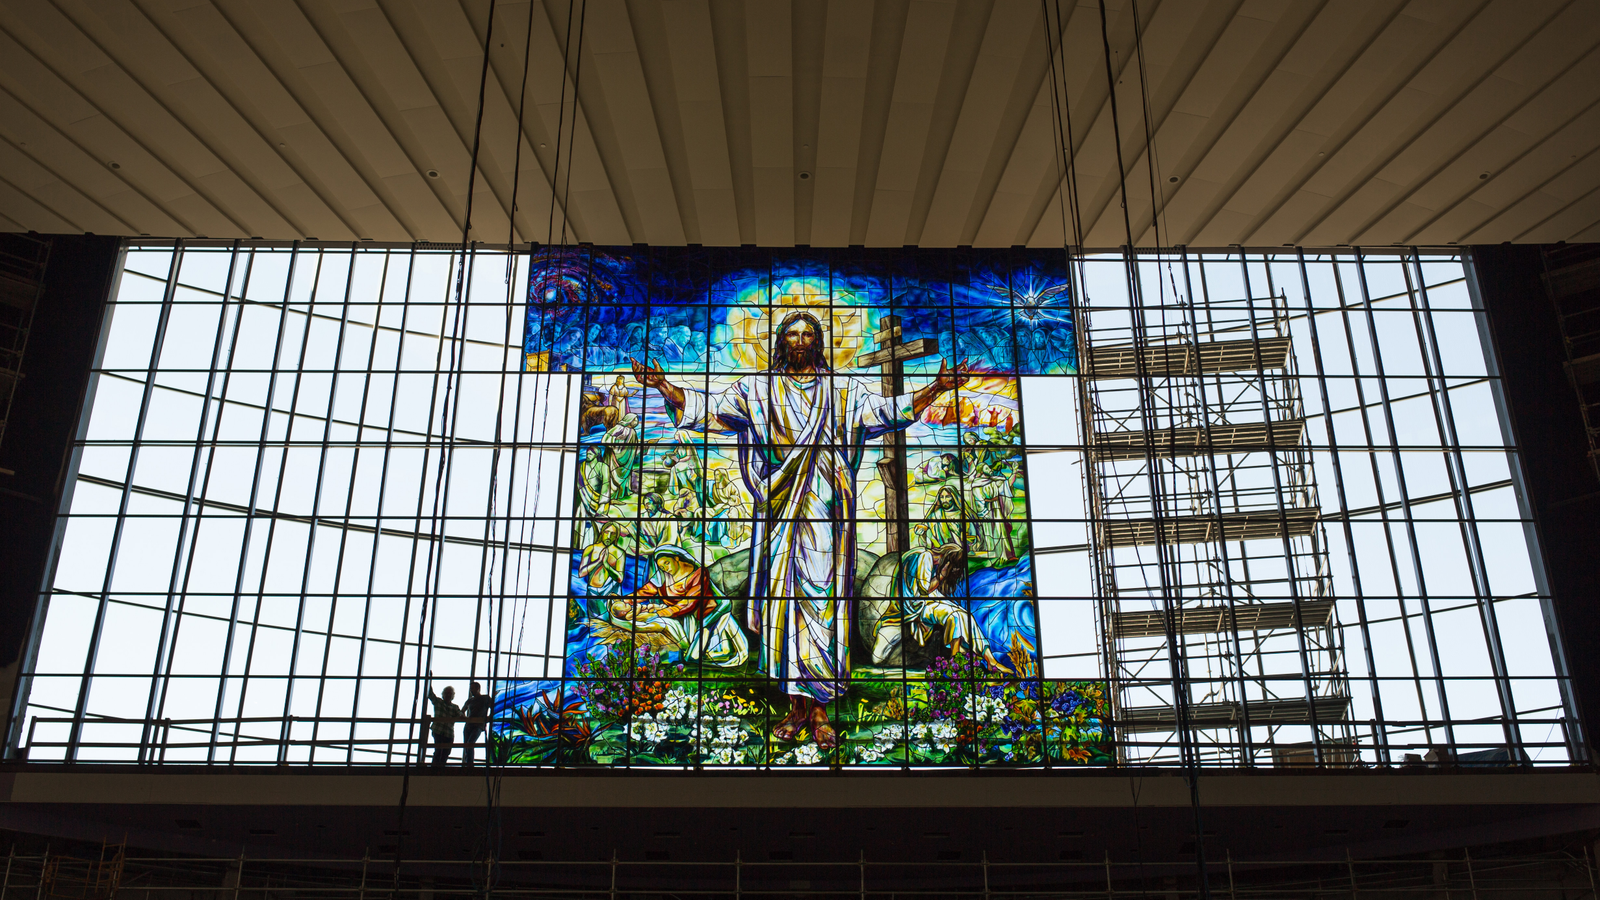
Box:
[1090,420,1305,460]
[1101,508,1320,547]
[1118,696,1352,732]
[1086,337,1292,379]
[1112,599,1336,638]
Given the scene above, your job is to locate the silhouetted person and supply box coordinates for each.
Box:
[425,684,461,768]
[461,681,493,767]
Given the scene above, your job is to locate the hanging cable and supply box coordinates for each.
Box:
[557,1,588,247]
[463,0,544,892]
[519,0,588,712]
[1128,0,1184,305]
[1094,2,1211,896]
[392,0,499,884]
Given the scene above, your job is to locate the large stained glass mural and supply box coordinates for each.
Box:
[498,248,1107,767]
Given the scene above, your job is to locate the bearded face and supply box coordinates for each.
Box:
[772,313,828,372]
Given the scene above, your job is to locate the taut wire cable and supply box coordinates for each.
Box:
[393,0,498,883]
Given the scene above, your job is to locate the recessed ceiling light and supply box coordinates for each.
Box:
[108,161,121,169]
[1168,175,1179,183]
[427,170,440,178]
[1478,172,1489,180]
[798,171,810,180]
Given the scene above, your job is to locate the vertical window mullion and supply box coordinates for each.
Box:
[144,242,249,758]
[67,241,185,762]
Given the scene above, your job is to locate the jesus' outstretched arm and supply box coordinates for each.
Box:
[629,358,685,411]
[910,359,972,416]
[629,355,971,425]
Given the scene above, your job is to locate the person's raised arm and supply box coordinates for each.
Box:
[629,358,684,412]
[910,359,974,418]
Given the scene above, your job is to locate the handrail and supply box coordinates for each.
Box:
[10,711,1579,768]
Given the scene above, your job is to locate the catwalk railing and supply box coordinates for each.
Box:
[0,846,1594,899]
[12,710,1580,768]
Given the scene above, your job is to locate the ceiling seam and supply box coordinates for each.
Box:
[845,0,909,247]
[1285,0,1554,244]
[708,1,756,245]
[1496,142,1600,242]
[0,91,195,235]
[1396,41,1600,245]
[969,0,1082,247]
[584,0,689,245]
[129,0,335,240]
[0,124,139,234]
[1019,0,1176,247]
[901,0,997,247]
[1163,0,1387,247]
[452,0,572,244]
[1224,1,1489,246]
[1116,0,1280,248]
[0,168,84,233]
[624,0,702,245]
[263,0,432,241]
[366,0,508,240]
[1515,173,1600,242]
[953,7,1058,248]
[1552,203,1600,243]
[0,17,246,237]
[535,0,637,244]
[368,0,495,241]
[493,1,572,246]
[791,0,825,246]
[37,0,285,238]
[1112,0,1323,246]
[347,1,531,241]
[1432,94,1600,243]
[657,0,741,246]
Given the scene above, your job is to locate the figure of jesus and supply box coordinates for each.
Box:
[630,311,969,748]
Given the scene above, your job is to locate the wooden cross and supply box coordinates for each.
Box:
[858,314,939,555]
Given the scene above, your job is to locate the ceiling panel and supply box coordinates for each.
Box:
[0,0,1596,246]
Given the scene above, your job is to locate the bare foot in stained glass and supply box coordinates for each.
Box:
[773,697,808,740]
[808,703,837,750]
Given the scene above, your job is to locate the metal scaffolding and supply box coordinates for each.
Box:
[1082,256,1353,766]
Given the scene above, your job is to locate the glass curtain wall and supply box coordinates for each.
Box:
[5,240,1578,768]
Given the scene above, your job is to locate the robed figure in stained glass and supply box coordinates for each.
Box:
[631,311,970,748]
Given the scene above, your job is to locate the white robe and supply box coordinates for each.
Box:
[674,372,916,701]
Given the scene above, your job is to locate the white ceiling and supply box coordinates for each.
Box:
[0,0,1598,247]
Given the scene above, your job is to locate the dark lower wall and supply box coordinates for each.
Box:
[1472,243,1600,750]
[0,235,119,688]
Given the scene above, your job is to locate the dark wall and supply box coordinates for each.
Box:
[1471,243,1600,752]
[0,235,120,676]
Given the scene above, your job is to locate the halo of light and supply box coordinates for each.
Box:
[713,276,878,371]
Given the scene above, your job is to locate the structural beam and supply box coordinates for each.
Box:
[1112,599,1335,638]
[1119,696,1351,733]
[1086,337,1292,379]
[1090,419,1305,460]
[1102,508,1320,547]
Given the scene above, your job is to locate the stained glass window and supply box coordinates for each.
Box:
[505,247,1101,767]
